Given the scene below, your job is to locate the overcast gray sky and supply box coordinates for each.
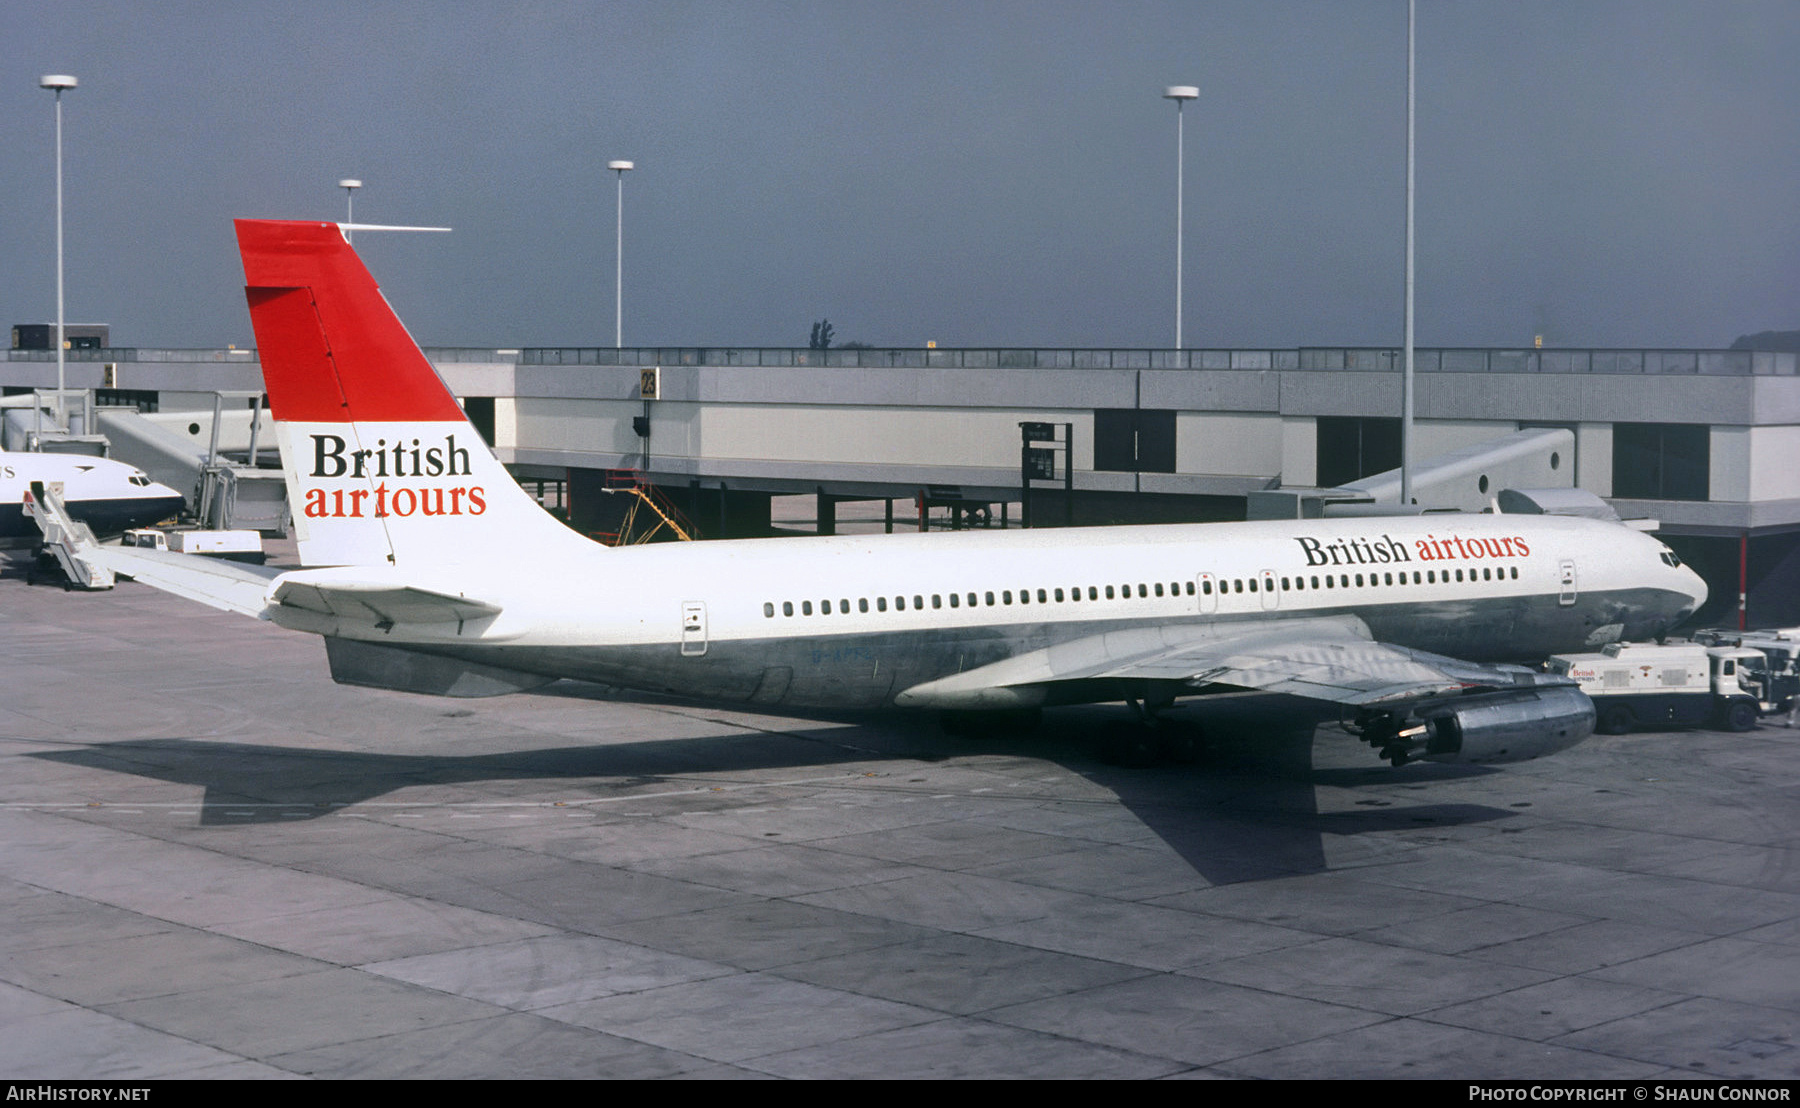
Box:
[2,1,1795,351]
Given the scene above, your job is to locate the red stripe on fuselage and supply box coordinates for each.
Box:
[236,220,465,424]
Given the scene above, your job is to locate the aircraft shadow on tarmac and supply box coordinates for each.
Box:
[30,686,1514,887]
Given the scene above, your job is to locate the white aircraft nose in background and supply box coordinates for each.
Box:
[0,450,184,543]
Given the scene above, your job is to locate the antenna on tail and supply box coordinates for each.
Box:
[336,224,452,236]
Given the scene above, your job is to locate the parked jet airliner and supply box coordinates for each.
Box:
[0,449,183,545]
[85,220,1708,767]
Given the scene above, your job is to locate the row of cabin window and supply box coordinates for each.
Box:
[1199,565,1521,596]
[763,580,1198,619]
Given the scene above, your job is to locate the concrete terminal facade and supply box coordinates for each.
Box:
[5,344,1798,625]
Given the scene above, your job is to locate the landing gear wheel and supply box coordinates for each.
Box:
[990,708,1042,736]
[1157,720,1205,764]
[1598,703,1635,735]
[1098,720,1160,767]
[1724,699,1759,733]
[939,711,980,739]
[939,708,1042,739]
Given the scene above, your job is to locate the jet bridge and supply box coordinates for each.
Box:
[1,392,107,456]
[95,392,288,535]
[1247,427,1576,520]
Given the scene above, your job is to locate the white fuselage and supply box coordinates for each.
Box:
[289,510,1705,710]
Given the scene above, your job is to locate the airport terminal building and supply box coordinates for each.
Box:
[5,343,1796,627]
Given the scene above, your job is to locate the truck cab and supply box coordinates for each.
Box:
[1711,648,1772,730]
[1692,628,1800,720]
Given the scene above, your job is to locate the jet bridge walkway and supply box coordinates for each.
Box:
[95,393,288,534]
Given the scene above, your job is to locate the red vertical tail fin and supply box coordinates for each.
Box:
[235,220,590,567]
[237,220,467,425]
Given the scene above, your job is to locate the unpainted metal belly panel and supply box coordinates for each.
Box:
[355,586,1693,710]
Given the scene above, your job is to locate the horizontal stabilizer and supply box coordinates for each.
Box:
[324,637,552,698]
[272,571,502,631]
[86,546,281,617]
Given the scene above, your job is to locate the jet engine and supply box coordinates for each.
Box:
[1351,682,1595,766]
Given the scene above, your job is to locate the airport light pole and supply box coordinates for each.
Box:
[1163,85,1198,351]
[40,74,76,427]
[338,179,362,242]
[608,160,634,348]
[1401,1,1416,507]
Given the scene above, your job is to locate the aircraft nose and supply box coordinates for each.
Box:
[1680,565,1708,620]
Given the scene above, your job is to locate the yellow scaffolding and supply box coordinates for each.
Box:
[593,471,699,545]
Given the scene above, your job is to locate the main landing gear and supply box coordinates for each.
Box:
[937,700,1206,767]
[1097,696,1205,767]
[938,708,1043,739]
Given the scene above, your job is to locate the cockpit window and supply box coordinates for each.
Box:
[128,475,152,486]
[1659,549,1683,568]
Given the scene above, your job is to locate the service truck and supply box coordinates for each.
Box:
[1691,627,1800,677]
[1691,628,1800,722]
[122,528,266,564]
[1547,641,1791,734]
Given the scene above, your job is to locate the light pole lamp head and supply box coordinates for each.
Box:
[608,160,634,173]
[1163,85,1198,103]
[40,75,77,91]
[338,178,362,192]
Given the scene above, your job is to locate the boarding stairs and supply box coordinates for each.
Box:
[23,481,114,590]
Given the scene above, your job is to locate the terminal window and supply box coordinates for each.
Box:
[1316,417,1402,488]
[1612,423,1709,501]
[95,388,159,412]
[1094,409,1176,473]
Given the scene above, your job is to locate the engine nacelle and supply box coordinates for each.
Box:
[1416,685,1595,765]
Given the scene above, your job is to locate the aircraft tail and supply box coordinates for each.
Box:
[235,220,586,568]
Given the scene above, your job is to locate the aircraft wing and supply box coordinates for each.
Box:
[894,615,1541,711]
[85,545,282,617]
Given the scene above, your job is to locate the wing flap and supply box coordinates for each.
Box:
[1153,640,1468,704]
[895,616,1523,711]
